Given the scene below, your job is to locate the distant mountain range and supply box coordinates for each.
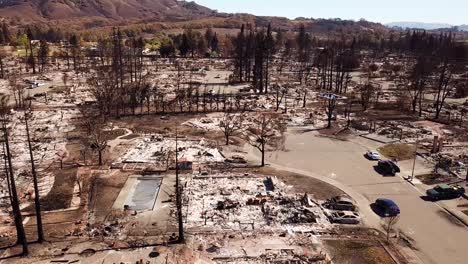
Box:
[387,22,468,31]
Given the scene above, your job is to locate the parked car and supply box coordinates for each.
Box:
[426,184,465,201]
[377,160,400,176]
[323,196,356,211]
[374,198,400,217]
[329,211,361,224]
[365,151,381,160]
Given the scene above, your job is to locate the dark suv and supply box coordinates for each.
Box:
[377,160,400,176]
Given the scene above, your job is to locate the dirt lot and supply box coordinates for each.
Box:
[324,239,396,264]
[416,173,454,185]
[88,171,130,223]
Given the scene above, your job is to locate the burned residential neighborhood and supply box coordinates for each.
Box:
[0,1,466,264]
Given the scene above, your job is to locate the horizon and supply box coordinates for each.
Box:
[193,0,468,25]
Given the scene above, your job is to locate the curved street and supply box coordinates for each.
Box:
[248,129,468,264]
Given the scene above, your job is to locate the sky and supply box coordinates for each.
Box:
[193,0,468,25]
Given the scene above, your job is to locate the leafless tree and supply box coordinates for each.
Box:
[9,72,25,109]
[24,110,44,242]
[87,66,117,116]
[246,114,285,166]
[433,61,453,119]
[359,83,378,111]
[271,84,287,111]
[320,93,338,129]
[83,113,108,166]
[383,215,400,243]
[219,113,244,145]
[405,57,434,116]
[0,97,28,255]
[0,50,6,79]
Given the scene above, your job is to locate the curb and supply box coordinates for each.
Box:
[441,206,468,228]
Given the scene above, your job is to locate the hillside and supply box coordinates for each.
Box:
[0,0,393,37]
[0,0,215,23]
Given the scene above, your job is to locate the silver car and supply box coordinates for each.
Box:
[330,211,361,224]
[365,151,381,160]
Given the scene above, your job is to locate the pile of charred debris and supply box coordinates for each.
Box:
[183,173,331,232]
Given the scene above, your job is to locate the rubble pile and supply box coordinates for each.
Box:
[116,136,224,165]
[376,120,437,141]
[191,232,329,264]
[184,174,331,232]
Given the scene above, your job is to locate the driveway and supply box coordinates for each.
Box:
[255,129,468,264]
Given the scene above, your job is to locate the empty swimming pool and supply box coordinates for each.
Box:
[124,177,162,211]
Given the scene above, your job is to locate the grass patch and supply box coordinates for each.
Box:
[325,239,395,264]
[378,143,416,161]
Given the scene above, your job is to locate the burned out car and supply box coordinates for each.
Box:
[329,211,361,224]
[323,196,356,211]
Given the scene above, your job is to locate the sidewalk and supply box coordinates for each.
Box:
[439,199,468,228]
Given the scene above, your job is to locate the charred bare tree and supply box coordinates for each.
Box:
[406,56,434,116]
[246,114,285,167]
[272,84,287,111]
[83,114,108,166]
[87,65,117,116]
[24,110,44,242]
[359,83,378,111]
[1,110,28,255]
[26,27,36,74]
[0,50,6,79]
[433,60,453,120]
[38,40,49,73]
[219,113,244,145]
[69,34,80,71]
[321,93,338,129]
[175,131,184,243]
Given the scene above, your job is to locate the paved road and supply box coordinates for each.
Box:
[262,130,468,264]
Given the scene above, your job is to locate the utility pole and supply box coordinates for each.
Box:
[25,111,44,242]
[175,129,184,243]
[410,136,419,182]
[2,120,28,255]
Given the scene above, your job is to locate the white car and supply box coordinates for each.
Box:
[365,151,381,160]
[330,211,361,224]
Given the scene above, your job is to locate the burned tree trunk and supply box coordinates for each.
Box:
[24,111,44,242]
[2,121,29,255]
